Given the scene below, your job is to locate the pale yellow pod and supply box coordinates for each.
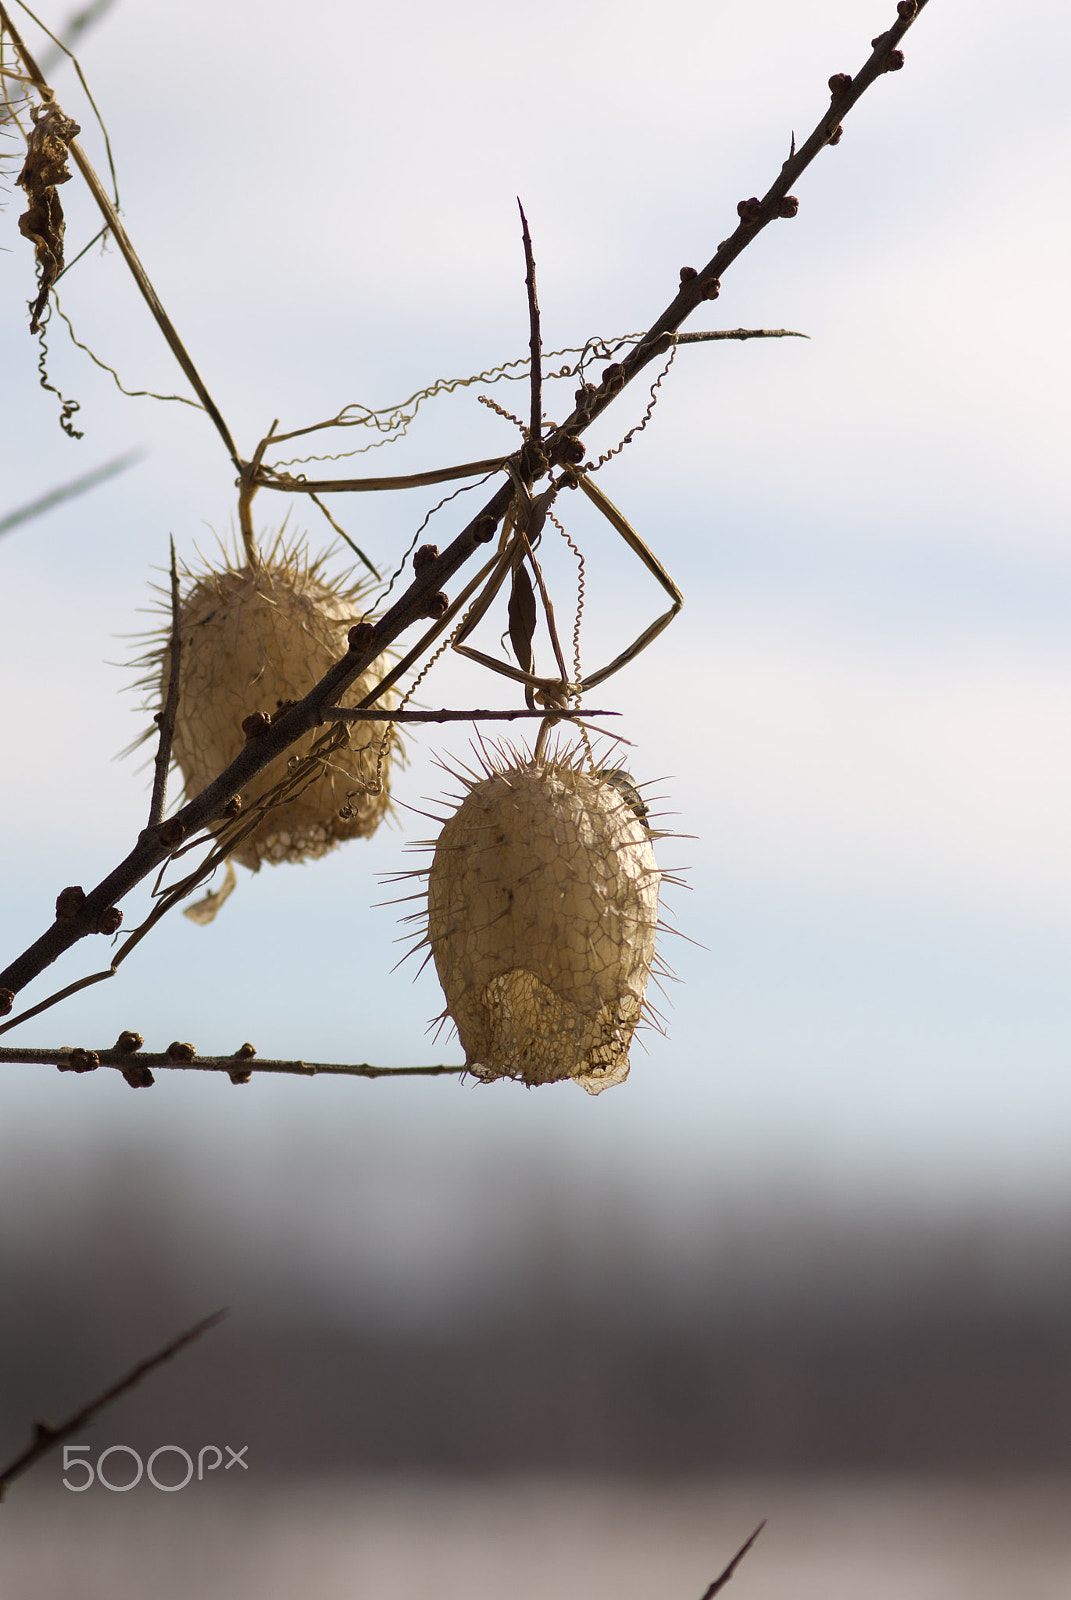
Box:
[160,543,396,872]
[427,750,660,1094]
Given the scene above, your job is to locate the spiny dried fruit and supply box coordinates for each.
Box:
[143,534,398,883]
[423,743,663,1094]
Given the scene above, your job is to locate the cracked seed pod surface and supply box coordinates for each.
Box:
[162,543,396,871]
[427,748,660,1094]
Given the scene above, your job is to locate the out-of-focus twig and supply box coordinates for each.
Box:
[698,1522,767,1598]
[0,1308,227,1503]
[0,449,140,535]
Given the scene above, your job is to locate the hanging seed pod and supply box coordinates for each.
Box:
[425,744,661,1094]
[150,536,398,877]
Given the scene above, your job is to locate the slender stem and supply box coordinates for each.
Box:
[518,199,542,445]
[255,456,512,495]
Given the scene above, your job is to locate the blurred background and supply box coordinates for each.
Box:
[1,0,1070,1594]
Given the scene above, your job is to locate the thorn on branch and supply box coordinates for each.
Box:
[828,72,853,97]
[413,544,439,572]
[55,886,86,920]
[241,711,272,740]
[736,197,763,225]
[229,1043,256,1086]
[897,0,918,15]
[93,907,123,936]
[777,195,800,218]
[158,817,187,847]
[421,592,449,619]
[65,1048,98,1073]
[700,277,721,302]
[166,1041,196,1063]
[115,1031,144,1053]
[472,514,498,545]
[828,124,844,146]
[122,1061,155,1088]
[679,265,698,285]
[0,991,14,1018]
[883,49,905,71]
[557,437,586,467]
[223,794,242,818]
[347,620,376,653]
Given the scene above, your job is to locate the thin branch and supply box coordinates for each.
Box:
[549,1,928,457]
[147,537,180,828]
[699,1522,767,1599]
[0,1308,227,1503]
[0,450,141,535]
[0,2,242,466]
[0,1044,464,1083]
[322,706,616,725]
[518,198,542,445]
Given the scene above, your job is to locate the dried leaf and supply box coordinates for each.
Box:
[17,101,81,333]
[507,561,537,677]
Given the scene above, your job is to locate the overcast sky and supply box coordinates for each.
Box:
[1,0,1069,1208]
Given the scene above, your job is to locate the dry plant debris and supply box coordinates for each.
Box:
[16,98,79,332]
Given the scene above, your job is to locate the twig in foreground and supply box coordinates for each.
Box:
[0,1042,464,1087]
[698,1521,767,1598]
[0,1308,227,1502]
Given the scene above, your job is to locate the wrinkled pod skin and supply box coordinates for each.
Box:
[427,754,660,1094]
